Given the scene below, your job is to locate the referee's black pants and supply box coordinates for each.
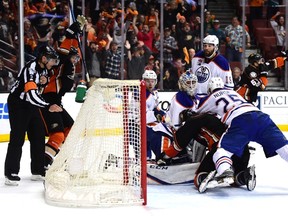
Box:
[4,94,45,177]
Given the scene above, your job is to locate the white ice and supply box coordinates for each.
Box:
[1,139,288,216]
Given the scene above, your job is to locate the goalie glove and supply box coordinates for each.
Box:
[153,108,166,122]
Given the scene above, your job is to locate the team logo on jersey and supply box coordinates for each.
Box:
[249,71,257,78]
[195,66,210,83]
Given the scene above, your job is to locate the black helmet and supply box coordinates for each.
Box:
[248,53,262,64]
[38,45,59,60]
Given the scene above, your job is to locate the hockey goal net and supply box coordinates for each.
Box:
[44,78,147,207]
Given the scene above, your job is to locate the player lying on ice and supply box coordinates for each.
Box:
[149,72,252,188]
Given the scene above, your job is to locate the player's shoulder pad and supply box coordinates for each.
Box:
[175,91,195,108]
[213,54,230,71]
[194,50,205,58]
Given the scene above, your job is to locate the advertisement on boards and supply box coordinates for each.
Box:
[1,91,288,142]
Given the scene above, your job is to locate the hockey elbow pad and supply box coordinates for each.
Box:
[274,57,285,68]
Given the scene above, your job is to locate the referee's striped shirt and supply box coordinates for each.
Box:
[10,60,50,108]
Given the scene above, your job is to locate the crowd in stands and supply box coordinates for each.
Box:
[0,0,286,92]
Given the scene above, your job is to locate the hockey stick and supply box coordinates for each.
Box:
[67,0,90,83]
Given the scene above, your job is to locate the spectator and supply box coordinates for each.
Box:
[190,15,201,52]
[248,0,265,30]
[270,11,286,82]
[133,14,158,52]
[163,66,179,91]
[155,27,178,72]
[127,40,152,80]
[102,35,122,79]
[225,16,251,62]
[266,0,281,20]
[163,1,181,28]
[85,41,105,86]
[176,20,196,60]
[270,11,286,53]
[0,11,13,47]
[206,19,226,45]
[24,19,37,59]
[232,66,242,88]
[203,10,215,34]
[0,56,13,92]
[145,6,159,29]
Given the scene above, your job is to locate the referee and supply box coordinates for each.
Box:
[4,45,62,186]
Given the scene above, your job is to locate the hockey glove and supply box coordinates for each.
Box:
[65,16,87,39]
[156,152,172,166]
[179,109,196,123]
[153,108,166,122]
[77,15,87,31]
[281,50,288,59]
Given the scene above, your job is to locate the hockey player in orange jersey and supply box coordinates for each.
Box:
[41,47,80,169]
[41,15,87,169]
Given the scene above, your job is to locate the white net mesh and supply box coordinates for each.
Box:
[44,79,146,207]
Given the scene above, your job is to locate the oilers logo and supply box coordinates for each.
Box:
[195,66,210,83]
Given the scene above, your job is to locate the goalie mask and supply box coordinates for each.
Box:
[207,77,224,94]
[178,71,198,96]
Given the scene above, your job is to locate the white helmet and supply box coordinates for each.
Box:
[203,35,219,58]
[142,70,157,84]
[203,35,219,47]
[207,77,224,94]
[178,71,198,96]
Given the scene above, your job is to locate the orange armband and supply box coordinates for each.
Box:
[24,81,37,92]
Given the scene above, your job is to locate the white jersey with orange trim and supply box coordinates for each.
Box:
[146,89,160,124]
[191,51,234,97]
[196,89,259,125]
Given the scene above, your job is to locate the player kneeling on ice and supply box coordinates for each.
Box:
[194,77,288,193]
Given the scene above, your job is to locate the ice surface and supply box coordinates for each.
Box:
[1,139,288,216]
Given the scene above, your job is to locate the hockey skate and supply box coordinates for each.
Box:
[198,168,234,193]
[245,165,256,191]
[5,174,21,186]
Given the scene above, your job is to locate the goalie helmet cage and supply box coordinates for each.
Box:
[44,79,147,207]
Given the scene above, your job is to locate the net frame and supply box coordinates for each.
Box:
[44,79,147,207]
